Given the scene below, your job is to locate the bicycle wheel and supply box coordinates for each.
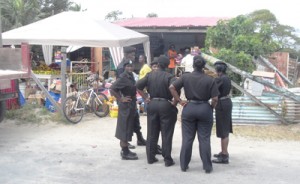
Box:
[63,96,84,123]
[92,92,109,117]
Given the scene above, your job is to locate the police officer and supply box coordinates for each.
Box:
[110,60,138,160]
[212,61,233,164]
[116,46,146,148]
[136,55,178,167]
[169,55,219,173]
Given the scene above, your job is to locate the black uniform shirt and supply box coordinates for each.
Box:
[136,69,175,100]
[110,71,136,97]
[215,74,231,98]
[116,58,129,78]
[172,71,219,101]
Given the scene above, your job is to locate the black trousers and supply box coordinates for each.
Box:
[133,110,142,134]
[146,100,177,163]
[180,102,213,171]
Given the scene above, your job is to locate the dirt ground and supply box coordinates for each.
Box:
[0,115,300,184]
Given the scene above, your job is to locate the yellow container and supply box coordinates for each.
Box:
[110,106,118,118]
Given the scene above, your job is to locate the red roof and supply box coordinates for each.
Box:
[115,17,229,27]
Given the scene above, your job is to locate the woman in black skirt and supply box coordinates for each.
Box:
[212,61,233,164]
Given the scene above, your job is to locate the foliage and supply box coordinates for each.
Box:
[0,0,40,32]
[1,0,82,32]
[147,13,158,17]
[205,9,300,89]
[105,10,123,21]
[4,103,68,124]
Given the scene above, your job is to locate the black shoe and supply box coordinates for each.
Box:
[136,132,146,146]
[214,152,229,158]
[156,145,162,155]
[205,168,213,174]
[212,154,229,164]
[181,166,189,172]
[165,160,175,167]
[128,143,135,149]
[148,157,159,164]
[137,139,146,146]
[121,151,138,160]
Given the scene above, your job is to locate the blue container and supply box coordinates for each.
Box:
[45,91,61,112]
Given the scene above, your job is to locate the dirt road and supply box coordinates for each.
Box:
[0,115,299,184]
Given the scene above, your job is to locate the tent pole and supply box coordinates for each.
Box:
[0,8,3,47]
[61,47,67,105]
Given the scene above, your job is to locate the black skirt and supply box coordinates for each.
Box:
[115,100,137,142]
[215,98,233,138]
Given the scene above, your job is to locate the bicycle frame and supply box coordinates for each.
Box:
[73,88,103,111]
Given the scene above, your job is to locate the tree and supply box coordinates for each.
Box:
[0,0,40,32]
[105,10,123,21]
[39,0,76,19]
[147,13,158,18]
[205,9,300,87]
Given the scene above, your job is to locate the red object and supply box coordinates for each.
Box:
[2,80,19,110]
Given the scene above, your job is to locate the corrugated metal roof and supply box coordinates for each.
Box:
[115,17,228,28]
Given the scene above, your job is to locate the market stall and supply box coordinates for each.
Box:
[2,11,151,114]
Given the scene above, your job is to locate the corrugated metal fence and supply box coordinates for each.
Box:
[232,95,300,124]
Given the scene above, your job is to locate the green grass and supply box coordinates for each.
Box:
[4,104,68,124]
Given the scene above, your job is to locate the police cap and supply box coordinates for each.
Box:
[157,55,170,68]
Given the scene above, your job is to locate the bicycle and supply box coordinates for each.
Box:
[63,75,110,123]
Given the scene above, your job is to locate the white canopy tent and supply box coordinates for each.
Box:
[2,12,151,115]
[2,11,151,66]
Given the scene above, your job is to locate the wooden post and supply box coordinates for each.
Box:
[94,47,103,76]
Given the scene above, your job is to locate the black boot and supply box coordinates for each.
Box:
[136,132,146,146]
[121,147,138,160]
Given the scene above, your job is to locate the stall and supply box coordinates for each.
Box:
[2,11,151,114]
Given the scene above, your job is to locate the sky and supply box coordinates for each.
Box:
[71,0,299,29]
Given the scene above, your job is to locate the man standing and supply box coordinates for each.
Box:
[110,60,138,160]
[212,61,233,164]
[180,48,194,73]
[137,55,178,167]
[116,47,146,147]
[167,44,177,75]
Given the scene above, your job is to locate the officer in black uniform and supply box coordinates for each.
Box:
[212,61,233,164]
[110,60,138,160]
[116,47,146,148]
[136,55,178,167]
[169,55,219,173]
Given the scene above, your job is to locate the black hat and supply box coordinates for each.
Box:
[123,60,133,67]
[123,46,136,54]
[157,55,170,68]
[214,61,227,67]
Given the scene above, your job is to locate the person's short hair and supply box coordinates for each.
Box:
[157,55,170,68]
[123,60,133,67]
[193,55,206,69]
[123,46,136,54]
[150,61,158,66]
[214,61,227,73]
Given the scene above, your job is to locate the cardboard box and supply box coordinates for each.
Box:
[27,94,45,106]
[25,87,37,99]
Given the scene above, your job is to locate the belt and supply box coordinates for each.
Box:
[219,95,230,100]
[151,98,169,101]
[188,100,208,103]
